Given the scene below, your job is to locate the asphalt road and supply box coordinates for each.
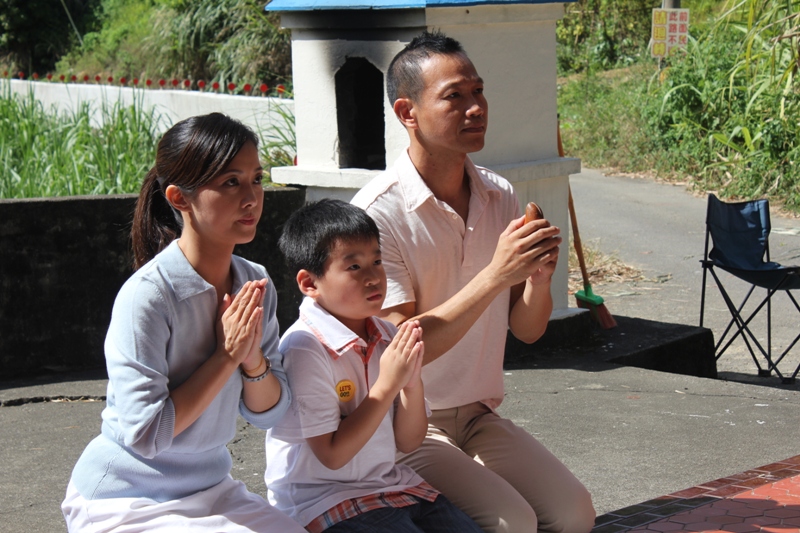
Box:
[569,168,800,383]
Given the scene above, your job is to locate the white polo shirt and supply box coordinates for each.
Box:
[352,150,520,411]
[265,298,427,527]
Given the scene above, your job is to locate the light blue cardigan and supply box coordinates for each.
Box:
[70,240,291,502]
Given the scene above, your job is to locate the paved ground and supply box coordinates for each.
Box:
[570,169,800,384]
[594,455,800,533]
[1,169,799,532]
[564,170,800,531]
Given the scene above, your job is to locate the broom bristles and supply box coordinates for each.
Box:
[576,283,617,329]
[577,298,618,329]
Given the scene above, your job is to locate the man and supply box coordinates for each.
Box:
[351,31,595,533]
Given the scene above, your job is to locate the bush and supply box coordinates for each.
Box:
[560,0,800,214]
[559,65,657,171]
[648,0,800,210]
[0,0,100,75]
[558,0,666,75]
[557,0,725,75]
[54,0,291,86]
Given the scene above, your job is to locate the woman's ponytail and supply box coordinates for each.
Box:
[131,168,180,269]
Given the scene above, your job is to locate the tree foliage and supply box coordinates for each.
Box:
[557,0,662,74]
[0,0,100,74]
[147,0,290,83]
[651,0,800,207]
[560,0,800,212]
[557,0,724,74]
[53,0,291,85]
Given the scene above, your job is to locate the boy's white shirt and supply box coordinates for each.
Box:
[265,297,428,527]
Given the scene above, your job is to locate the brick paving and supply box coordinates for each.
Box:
[593,456,800,533]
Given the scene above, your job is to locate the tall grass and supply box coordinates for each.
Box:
[560,0,800,214]
[651,0,800,209]
[0,85,160,198]
[0,85,297,198]
[255,92,296,175]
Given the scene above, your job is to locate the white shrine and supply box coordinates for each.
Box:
[266,0,580,313]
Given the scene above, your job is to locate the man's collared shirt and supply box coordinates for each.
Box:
[352,150,521,410]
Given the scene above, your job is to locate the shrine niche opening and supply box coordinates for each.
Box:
[335,57,385,170]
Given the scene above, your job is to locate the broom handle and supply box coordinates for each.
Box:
[568,187,591,287]
[557,117,591,288]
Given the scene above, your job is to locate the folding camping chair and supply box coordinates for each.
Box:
[700,194,800,383]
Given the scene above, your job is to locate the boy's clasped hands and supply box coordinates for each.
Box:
[376,320,424,397]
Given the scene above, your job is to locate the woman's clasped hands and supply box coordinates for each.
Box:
[217,278,269,373]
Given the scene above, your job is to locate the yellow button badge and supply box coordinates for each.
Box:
[335,380,356,402]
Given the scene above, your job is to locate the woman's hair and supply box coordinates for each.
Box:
[279,199,380,278]
[131,113,258,269]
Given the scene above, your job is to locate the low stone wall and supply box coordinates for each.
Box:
[0,187,305,379]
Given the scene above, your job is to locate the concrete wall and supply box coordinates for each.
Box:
[0,187,305,379]
[2,79,294,137]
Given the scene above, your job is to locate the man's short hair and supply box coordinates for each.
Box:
[387,30,465,104]
[279,199,381,277]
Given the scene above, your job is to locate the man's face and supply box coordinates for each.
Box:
[409,52,488,157]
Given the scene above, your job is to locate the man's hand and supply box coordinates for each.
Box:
[378,216,560,366]
[489,216,562,290]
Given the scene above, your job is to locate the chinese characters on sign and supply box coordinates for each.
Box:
[651,8,690,58]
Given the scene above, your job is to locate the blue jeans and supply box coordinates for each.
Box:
[323,495,484,533]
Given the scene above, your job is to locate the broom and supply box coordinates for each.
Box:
[558,120,617,329]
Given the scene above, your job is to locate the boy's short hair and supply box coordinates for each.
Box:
[387,30,465,104]
[279,199,381,277]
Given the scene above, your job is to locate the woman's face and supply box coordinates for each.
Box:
[183,141,265,249]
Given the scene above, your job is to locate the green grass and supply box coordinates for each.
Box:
[256,96,296,173]
[0,85,161,198]
[559,66,657,172]
[0,84,296,199]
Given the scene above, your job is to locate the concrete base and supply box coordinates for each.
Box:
[505,312,718,379]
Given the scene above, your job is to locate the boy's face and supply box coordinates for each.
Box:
[406,52,488,157]
[311,236,386,335]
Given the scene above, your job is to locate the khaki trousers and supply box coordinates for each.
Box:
[398,402,595,533]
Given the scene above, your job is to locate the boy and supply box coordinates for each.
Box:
[351,31,595,533]
[265,199,482,533]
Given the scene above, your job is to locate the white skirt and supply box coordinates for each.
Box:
[62,475,305,533]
